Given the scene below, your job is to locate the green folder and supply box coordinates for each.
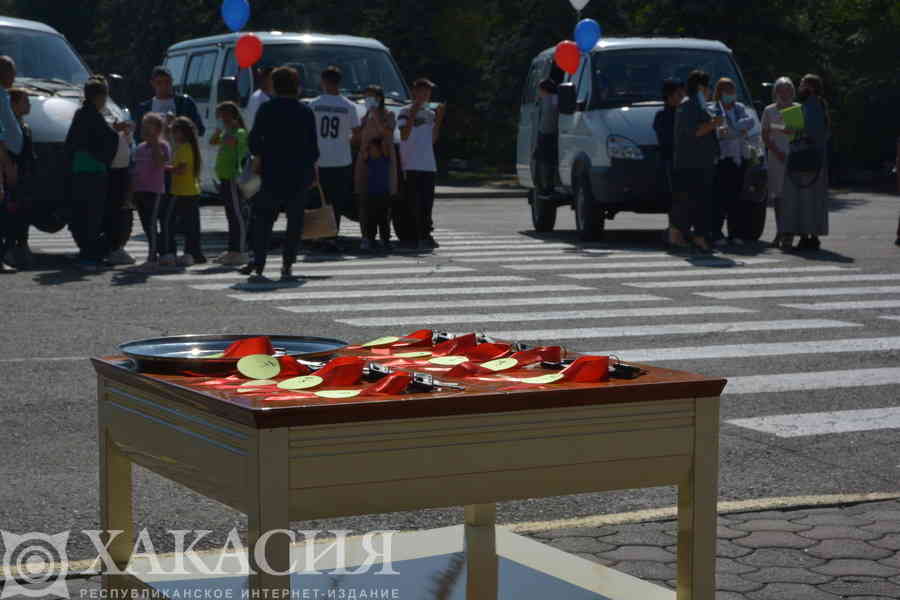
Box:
[780,105,804,140]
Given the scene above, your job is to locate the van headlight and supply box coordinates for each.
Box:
[607,135,644,160]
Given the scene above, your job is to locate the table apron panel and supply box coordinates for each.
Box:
[289,399,696,442]
[288,403,696,489]
[100,396,254,513]
[289,455,690,520]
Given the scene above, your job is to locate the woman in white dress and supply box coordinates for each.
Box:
[761,77,798,248]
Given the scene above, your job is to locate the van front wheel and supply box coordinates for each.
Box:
[530,189,557,232]
[574,175,605,241]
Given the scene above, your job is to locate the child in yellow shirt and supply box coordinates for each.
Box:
[163,117,204,267]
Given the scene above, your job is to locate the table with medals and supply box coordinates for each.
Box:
[94,330,725,599]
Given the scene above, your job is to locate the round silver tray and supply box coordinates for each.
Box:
[119,334,347,375]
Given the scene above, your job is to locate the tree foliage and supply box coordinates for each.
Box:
[2,0,897,169]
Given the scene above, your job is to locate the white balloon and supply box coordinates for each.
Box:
[570,0,591,10]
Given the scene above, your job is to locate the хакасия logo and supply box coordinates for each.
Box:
[1,531,70,599]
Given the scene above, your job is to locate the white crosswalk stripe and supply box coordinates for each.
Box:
[339,306,756,327]
[280,294,668,314]
[230,284,592,302]
[723,368,900,396]
[781,299,900,311]
[727,405,900,437]
[626,273,900,289]
[600,335,898,363]
[697,286,900,300]
[504,257,781,271]
[488,319,857,342]
[189,275,531,291]
[565,265,856,280]
[156,265,473,281]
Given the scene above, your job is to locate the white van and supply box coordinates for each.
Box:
[518,37,767,240]
[163,32,410,194]
[0,16,130,229]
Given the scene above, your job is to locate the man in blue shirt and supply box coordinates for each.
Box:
[243,66,319,282]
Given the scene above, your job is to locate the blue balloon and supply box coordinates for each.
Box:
[221,0,250,32]
[575,19,602,52]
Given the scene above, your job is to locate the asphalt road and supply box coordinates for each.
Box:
[2,189,899,561]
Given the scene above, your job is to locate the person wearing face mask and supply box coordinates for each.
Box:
[761,77,799,249]
[780,73,831,251]
[710,78,755,246]
[309,66,361,251]
[672,69,723,252]
[353,85,398,251]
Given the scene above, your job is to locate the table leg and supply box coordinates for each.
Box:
[464,503,498,600]
[677,397,720,600]
[248,428,291,596]
[98,389,134,591]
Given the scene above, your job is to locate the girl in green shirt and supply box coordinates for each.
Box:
[210,101,250,266]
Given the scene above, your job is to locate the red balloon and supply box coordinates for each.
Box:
[236,34,263,69]
[554,40,581,75]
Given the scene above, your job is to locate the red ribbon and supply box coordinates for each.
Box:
[446,361,495,377]
[391,329,434,348]
[368,371,413,395]
[278,356,311,377]
[432,333,477,357]
[561,356,610,383]
[223,336,274,358]
[464,343,510,362]
[313,356,366,386]
[509,346,564,366]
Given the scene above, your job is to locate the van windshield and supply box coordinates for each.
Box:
[590,48,750,108]
[258,44,408,103]
[0,27,90,86]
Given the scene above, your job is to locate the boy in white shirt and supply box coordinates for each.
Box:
[398,78,445,249]
[246,66,274,131]
[309,66,360,249]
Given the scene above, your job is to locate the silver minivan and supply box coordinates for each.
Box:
[163,31,410,194]
[0,15,130,229]
[518,37,767,240]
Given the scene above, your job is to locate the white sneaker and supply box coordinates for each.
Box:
[177,254,195,267]
[106,249,136,266]
[159,253,177,267]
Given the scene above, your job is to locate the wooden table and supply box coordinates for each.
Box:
[94,349,725,599]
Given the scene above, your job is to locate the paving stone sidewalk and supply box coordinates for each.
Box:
[526,497,900,599]
[7,498,900,598]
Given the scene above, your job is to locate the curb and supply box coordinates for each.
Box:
[508,491,900,534]
[435,190,528,199]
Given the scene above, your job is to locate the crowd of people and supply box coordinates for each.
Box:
[654,69,832,253]
[0,56,897,276]
[0,58,446,279]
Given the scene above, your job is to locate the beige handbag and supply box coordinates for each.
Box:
[302,184,338,240]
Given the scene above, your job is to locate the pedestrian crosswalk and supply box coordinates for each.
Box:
[24,211,900,444]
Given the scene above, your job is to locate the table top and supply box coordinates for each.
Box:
[93,344,726,429]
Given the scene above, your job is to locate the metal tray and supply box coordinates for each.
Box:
[119,334,347,375]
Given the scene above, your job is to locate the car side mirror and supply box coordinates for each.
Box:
[558,83,576,116]
[218,77,240,104]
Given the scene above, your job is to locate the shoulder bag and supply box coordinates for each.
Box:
[303,183,338,240]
